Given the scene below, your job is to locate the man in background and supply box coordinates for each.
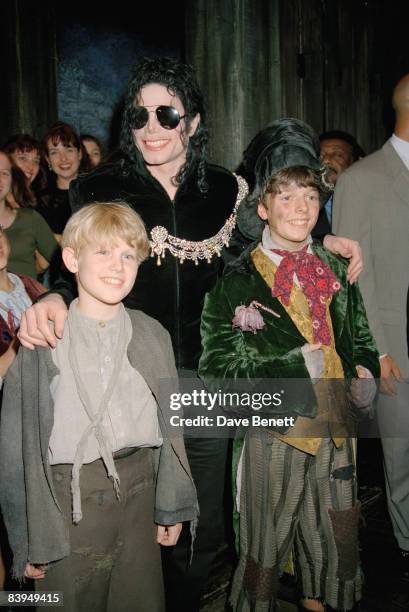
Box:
[315,130,364,235]
[333,74,409,595]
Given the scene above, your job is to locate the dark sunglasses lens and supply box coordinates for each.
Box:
[156,106,181,129]
[131,106,149,129]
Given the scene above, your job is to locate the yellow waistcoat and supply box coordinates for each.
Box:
[252,247,347,455]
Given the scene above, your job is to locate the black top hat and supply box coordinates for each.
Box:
[237,118,329,240]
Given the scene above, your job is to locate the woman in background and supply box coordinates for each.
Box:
[39,122,88,243]
[81,133,104,168]
[3,134,45,195]
[0,151,57,279]
[3,135,53,276]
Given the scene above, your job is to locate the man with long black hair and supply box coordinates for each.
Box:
[18,57,363,610]
[19,56,243,612]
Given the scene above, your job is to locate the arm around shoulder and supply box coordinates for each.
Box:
[19,293,68,349]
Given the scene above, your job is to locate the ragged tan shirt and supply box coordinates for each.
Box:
[48,301,162,465]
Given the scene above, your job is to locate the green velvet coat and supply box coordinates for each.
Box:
[199,242,380,418]
[199,242,380,557]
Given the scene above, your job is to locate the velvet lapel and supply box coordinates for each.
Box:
[250,248,309,343]
[382,140,409,208]
[312,243,348,341]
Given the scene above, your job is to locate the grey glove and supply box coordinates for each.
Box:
[349,367,377,409]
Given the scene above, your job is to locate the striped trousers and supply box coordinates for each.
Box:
[231,435,361,611]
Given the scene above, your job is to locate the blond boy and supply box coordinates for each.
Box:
[0,202,197,612]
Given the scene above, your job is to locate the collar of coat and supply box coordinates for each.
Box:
[224,240,349,344]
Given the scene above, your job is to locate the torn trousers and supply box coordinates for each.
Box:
[231,435,362,612]
[39,448,164,612]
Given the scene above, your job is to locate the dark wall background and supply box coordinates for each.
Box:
[1,1,57,143]
[186,0,409,169]
[0,0,184,148]
[56,2,184,150]
[279,0,409,153]
[2,0,409,170]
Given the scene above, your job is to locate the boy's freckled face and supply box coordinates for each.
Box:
[257,182,320,251]
[68,238,139,317]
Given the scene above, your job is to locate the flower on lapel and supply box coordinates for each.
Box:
[232,300,280,334]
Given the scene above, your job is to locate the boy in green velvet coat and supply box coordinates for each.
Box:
[198,119,379,612]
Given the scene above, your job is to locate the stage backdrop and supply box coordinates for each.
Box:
[186,0,409,170]
[0,0,58,143]
[56,3,183,152]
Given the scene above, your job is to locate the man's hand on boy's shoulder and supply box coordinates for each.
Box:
[322,235,363,284]
[19,294,68,349]
[157,523,183,547]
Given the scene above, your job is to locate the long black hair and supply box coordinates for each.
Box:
[120,56,208,193]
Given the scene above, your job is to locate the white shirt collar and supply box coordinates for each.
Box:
[390,134,409,170]
[260,226,312,267]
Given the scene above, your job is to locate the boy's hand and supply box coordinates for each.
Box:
[323,235,363,284]
[157,523,182,546]
[19,294,68,349]
[24,563,47,580]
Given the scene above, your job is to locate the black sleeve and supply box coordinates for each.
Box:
[37,268,77,306]
[311,207,332,241]
[222,225,253,266]
[35,179,81,306]
[69,176,85,214]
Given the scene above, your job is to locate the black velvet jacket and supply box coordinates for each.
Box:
[53,157,238,369]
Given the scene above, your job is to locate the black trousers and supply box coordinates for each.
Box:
[162,436,230,612]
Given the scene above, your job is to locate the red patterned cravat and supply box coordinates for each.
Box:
[271,245,341,345]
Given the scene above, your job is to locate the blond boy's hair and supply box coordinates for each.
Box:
[61,202,150,263]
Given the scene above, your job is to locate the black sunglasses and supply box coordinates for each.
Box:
[130,105,186,130]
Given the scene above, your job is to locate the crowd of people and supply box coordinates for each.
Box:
[0,125,105,284]
[0,55,408,612]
